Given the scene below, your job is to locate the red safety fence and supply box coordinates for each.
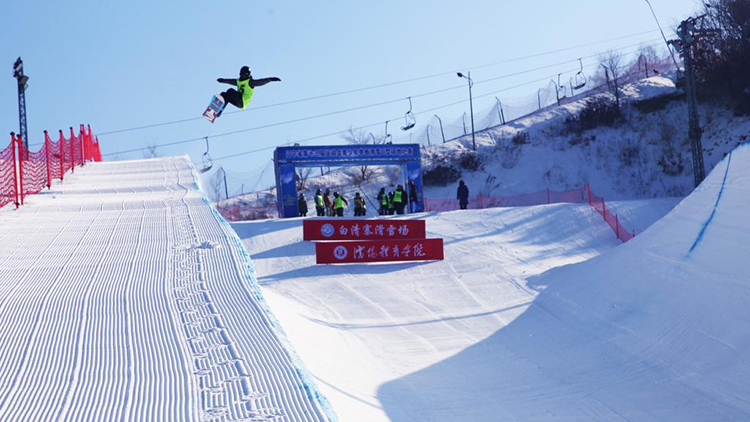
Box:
[586,185,635,242]
[0,140,19,209]
[425,185,635,243]
[217,202,276,222]
[0,125,102,210]
[17,135,49,202]
[425,187,587,212]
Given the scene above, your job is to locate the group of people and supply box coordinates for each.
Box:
[298,188,367,217]
[376,181,419,215]
[297,181,421,217]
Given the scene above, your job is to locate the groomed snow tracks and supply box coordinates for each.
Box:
[0,157,334,422]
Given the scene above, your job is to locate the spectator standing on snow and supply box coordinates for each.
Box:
[387,192,395,215]
[408,180,420,213]
[393,185,406,215]
[314,189,325,216]
[377,188,388,216]
[457,180,469,210]
[298,193,308,217]
[323,188,333,217]
[333,192,348,217]
[353,192,367,216]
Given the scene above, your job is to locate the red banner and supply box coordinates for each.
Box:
[316,238,443,264]
[303,219,426,241]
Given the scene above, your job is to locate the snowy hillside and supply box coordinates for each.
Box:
[234,141,749,421]
[218,75,750,219]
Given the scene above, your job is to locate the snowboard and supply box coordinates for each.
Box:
[202,94,226,123]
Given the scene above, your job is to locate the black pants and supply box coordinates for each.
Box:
[221,89,244,109]
[316,206,325,216]
[335,208,344,217]
[460,203,468,210]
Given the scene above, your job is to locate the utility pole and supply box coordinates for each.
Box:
[434,115,446,143]
[222,167,229,200]
[12,58,29,150]
[670,15,714,187]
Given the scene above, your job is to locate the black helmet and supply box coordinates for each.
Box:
[240,66,251,78]
[334,192,339,197]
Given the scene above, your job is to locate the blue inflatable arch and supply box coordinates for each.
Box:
[273,144,424,218]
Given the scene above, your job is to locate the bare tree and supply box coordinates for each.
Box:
[341,127,385,184]
[600,51,624,110]
[296,167,313,191]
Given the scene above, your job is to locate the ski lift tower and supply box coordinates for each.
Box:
[12,58,29,150]
[669,14,716,187]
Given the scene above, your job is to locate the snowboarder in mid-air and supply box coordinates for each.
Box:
[203,66,281,123]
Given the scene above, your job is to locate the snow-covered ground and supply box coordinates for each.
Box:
[234,195,686,421]
[0,157,334,422]
[1,140,746,421]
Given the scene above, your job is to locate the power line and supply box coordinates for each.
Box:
[97,29,662,137]
[102,39,660,158]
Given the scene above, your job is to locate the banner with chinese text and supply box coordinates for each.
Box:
[303,219,426,241]
[316,238,443,264]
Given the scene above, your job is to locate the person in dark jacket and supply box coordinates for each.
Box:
[408,180,420,213]
[377,188,388,216]
[457,180,469,210]
[298,193,308,217]
[387,192,396,215]
[353,192,367,216]
[393,185,406,215]
[323,188,333,217]
[216,66,281,110]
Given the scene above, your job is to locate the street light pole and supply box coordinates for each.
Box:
[457,71,476,151]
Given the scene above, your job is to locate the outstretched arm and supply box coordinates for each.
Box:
[217,78,237,85]
[250,77,281,88]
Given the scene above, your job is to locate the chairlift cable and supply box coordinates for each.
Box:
[96,30,662,137]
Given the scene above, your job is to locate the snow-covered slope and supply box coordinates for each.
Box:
[234,196,680,422]
[377,142,750,421]
[0,157,334,422]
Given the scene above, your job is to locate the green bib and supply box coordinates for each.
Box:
[316,194,324,207]
[237,79,255,109]
[394,190,402,203]
[334,197,344,209]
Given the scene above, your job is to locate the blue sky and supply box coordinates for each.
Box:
[0,0,700,189]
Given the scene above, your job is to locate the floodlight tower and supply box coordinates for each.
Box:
[12,57,29,150]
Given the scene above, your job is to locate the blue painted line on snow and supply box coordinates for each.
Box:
[689,150,733,254]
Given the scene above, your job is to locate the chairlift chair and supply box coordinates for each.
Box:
[200,137,213,173]
[401,97,416,131]
[572,58,587,91]
[384,120,392,144]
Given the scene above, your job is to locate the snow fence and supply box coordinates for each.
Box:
[0,125,101,208]
[426,186,636,243]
